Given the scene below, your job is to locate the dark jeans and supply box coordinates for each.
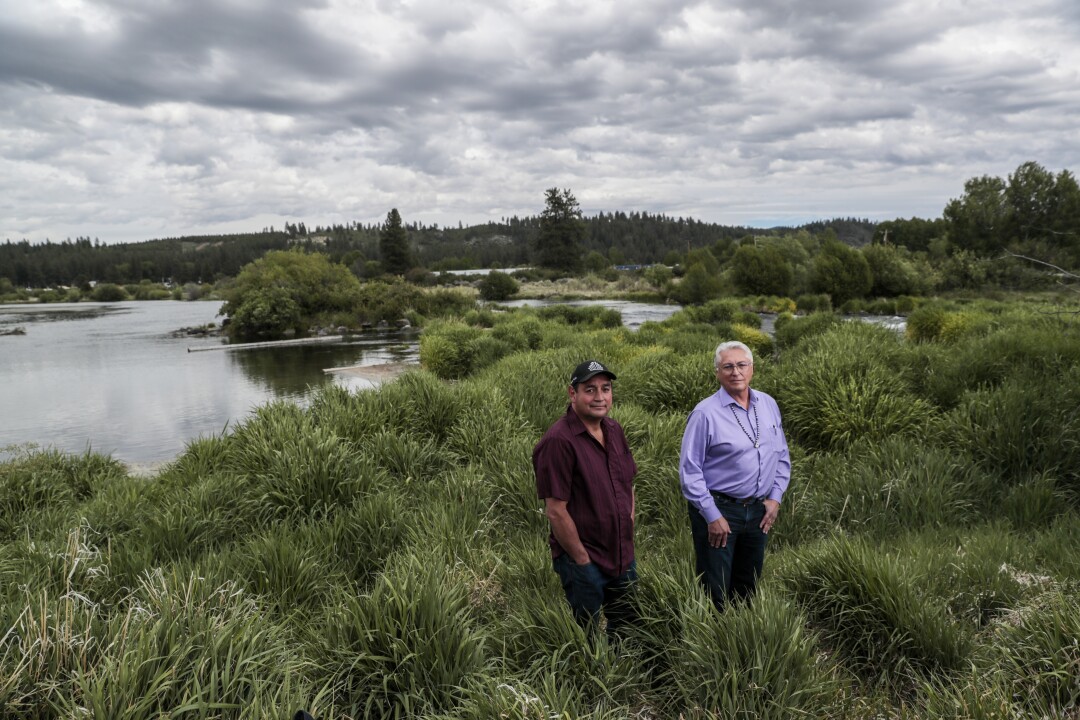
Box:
[553,554,638,639]
[688,495,768,610]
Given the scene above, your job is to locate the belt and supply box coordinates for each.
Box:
[711,490,766,506]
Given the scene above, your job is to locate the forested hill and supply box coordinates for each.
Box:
[1,215,877,288]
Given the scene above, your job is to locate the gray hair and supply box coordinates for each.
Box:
[714,341,753,369]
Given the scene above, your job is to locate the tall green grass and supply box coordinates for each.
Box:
[781,536,973,685]
[2,295,1079,718]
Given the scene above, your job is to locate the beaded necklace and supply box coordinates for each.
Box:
[730,402,760,448]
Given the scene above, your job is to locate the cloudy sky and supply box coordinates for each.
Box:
[2,0,1079,245]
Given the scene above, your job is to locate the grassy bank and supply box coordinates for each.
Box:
[2,299,1079,718]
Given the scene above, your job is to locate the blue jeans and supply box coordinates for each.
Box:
[553,554,638,639]
[688,496,768,610]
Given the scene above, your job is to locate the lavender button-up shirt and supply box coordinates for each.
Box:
[679,387,791,524]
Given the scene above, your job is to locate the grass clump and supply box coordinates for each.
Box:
[318,556,488,718]
[660,590,839,719]
[986,589,1080,716]
[772,322,930,451]
[782,536,972,684]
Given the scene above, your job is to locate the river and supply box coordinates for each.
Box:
[0,301,417,467]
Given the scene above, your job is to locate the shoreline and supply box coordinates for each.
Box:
[121,362,415,479]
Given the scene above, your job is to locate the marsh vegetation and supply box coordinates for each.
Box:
[2,299,1079,718]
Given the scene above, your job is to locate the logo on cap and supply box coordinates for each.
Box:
[588,361,604,372]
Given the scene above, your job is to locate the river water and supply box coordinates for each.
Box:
[0,301,417,466]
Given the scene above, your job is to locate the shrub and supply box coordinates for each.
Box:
[90,283,129,302]
[669,262,722,305]
[477,271,519,301]
[731,322,773,358]
[811,240,872,305]
[419,320,485,379]
[678,298,741,324]
[730,244,793,297]
[643,263,674,287]
[796,293,832,313]
[536,304,622,328]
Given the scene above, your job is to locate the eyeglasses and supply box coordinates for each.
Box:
[719,361,753,374]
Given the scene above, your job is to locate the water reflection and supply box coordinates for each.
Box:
[228,333,420,397]
[0,303,129,327]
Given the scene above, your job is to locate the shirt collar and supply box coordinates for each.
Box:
[564,404,611,435]
[717,386,756,408]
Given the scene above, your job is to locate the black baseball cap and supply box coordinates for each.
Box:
[570,360,616,386]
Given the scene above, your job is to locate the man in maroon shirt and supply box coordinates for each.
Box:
[533,360,639,639]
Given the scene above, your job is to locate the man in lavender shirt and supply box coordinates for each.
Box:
[534,360,638,639]
[680,341,790,610]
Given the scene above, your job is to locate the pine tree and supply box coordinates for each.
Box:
[379,208,413,275]
[533,188,585,272]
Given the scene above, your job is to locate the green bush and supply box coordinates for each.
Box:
[617,347,716,415]
[669,262,722,305]
[678,298,742,324]
[795,293,832,313]
[730,244,793,297]
[772,323,928,451]
[477,270,519,301]
[811,240,872,306]
[536,304,622,328]
[949,369,1080,488]
[419,320,485,379]
[90,283,129,302]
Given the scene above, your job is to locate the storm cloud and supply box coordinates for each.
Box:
[2,0,1078,243]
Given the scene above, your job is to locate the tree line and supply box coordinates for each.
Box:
[3,161,1077,294]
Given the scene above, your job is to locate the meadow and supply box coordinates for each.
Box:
[1,297,1078,719]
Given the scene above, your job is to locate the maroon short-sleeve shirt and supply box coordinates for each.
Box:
[533,405,638,578]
